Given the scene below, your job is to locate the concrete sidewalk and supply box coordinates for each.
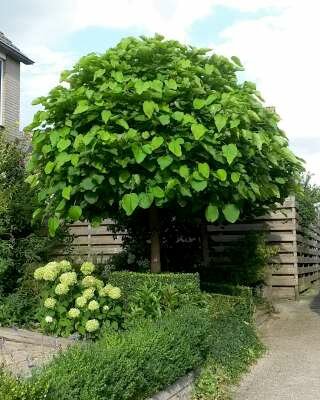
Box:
[234,288,320,400]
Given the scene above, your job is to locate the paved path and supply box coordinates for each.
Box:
[0,327,73,376]
[234,288,320,400]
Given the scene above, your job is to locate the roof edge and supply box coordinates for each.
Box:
[0,42,34,65]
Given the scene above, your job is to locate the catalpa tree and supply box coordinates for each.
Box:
[26,35,303,272]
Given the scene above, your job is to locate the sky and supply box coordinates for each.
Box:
[1,0,319,183]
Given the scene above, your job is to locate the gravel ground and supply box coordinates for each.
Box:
[233,287,320,400]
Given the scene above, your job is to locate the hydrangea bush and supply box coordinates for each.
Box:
[34,260,122,338]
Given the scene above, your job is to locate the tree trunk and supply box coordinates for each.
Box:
[201,219,210,268]
[149,206,161,273]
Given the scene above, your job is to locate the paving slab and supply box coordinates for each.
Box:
[233,287,320,400]
[0,327,74,376]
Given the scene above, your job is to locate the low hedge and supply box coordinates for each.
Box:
[34,306,211,400]
[109,271,200,301]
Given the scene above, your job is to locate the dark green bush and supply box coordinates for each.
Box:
[109,271,200,302]
[34,306,211,400]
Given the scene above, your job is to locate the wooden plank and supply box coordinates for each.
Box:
[271,264,296,274]
[72,235,123,245]
[208,220,295,233]
[270,275,297,286]
[272,287,296,299]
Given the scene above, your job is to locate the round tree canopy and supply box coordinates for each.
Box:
[26,35,303,236]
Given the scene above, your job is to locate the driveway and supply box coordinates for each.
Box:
[234,287,320,400]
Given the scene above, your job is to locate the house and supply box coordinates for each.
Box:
[0,32,34,140]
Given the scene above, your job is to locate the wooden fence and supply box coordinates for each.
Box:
[66,197,320,299]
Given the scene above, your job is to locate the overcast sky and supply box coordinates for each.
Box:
[1,0,319,183]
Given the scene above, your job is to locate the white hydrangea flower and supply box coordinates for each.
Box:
[80,261,95,275]
[75,296,87,308]
[68,308,81,319]
[81,275,97,288]
[34,266,45,280]
[59,260,72,272]
[45,316,53,323]
[59,272,77,286]
[85,319,100,332]
[108,286,121,300]
[44,297,57,309]
[88,300,99,311]
[55,283,69,295]
[83,288,95,299]
[42,262,60,281]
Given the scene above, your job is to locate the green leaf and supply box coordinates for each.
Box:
[157,155,173,170]
[231,56,243,67]
[214,114,227,132]
[159,114,170,125]
[168,139,183,157]
[231,172,241,183]
[50,131,60,146]
[198,163,210,179]
[139,192,154,209]
[131,144,147,164]
[57,138,71,152]
[179,165,190,180]
[191,124,207,140]
[122,193,139,216]
[116,119,129,130]
[143,101,155,119]
[62,186,72,200]
[74,100,89,114]
[216,169,227,181]
[135,80,150,94]
[172,111,184,121]
[112,71,124,82]
[142,131,150,139]
[71,154,79,166]
[222,204,240,223]
[206,93,218,105]
[222,144,238,165]
[151,186,165,198]
[119,170,130,183]
[68,205,82,221]
[151,136,164,150]
[42,144,51,154]
[230,119,240,129]
[166,79,177,90]
[193,98,206,109]
[205,205,219,223]
[101,110,112,124]
[44,161,55,175]
[48,216,60,237]
[191,180,207,192]
[151,80,163,93]
[93,69,105,81]
[80,177,95,190]
[205,64,214,74]
[84,192,98,204]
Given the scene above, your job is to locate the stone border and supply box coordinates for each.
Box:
[148,372,195,400]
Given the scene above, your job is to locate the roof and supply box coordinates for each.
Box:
[0,32,34,65]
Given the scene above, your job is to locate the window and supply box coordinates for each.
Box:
[0,59,3,125]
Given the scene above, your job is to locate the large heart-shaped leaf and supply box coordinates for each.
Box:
[168,139,183,157]
[62,186,72,200]
[122,193,139,216]
[44,161,55,175]
[216,169,227,181]
[132,144,147,164]
[191,124,207,140]
[151,186,165,198]
[101,110,111,124]
[80,177,95,191]
[222,204,240,223]
[214,114,227,132]
[205,205,219,223]
[68,205,82,221]
[191,180,207,192]
[139,192,154,209]
[48,216,60,237]
[84,192,99,204]
[222,144,238,165]
[57,139,71,152]
[193,98,206,109]
[74,100,89,114]
[143,101,155,119]
[159,115,170,125]
[179,165,190,180]
[151,136,164,150]
[157,155,173,170]
[198,163,210,179]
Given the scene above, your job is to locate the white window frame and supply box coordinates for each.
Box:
[0,58,4,126]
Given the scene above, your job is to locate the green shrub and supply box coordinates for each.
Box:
[34,260,123,338]
[34,306,211,400]
[0,369,48,400]
[109,271,200,303]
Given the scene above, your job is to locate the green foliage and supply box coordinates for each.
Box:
[32,306,212,400]
[27,35,302,236]
[0,134,71,294]
[34,260,123,338]
[108,271,200,303]
[0,369,48,400]
[296,173,320,227]
[205,233,278,287]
